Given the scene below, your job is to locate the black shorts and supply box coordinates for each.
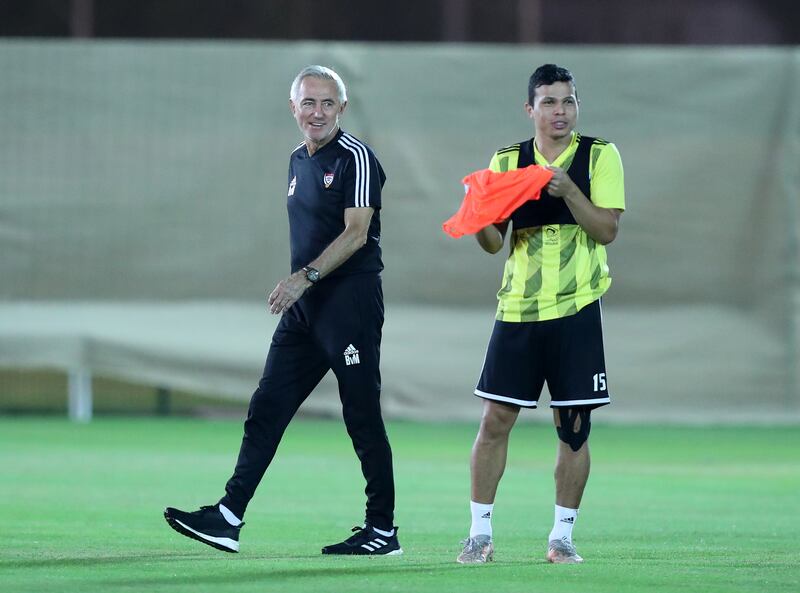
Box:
[475,299,610,409]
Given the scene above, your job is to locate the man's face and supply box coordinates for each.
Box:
[289,77,346,145]
[525,81,579,141]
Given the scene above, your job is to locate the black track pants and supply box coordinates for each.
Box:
[219,274,395,530]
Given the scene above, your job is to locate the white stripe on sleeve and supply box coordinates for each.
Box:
[338,134,372,207]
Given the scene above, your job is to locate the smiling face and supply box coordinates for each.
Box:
[525,81,579,142]
[289,76,346,152]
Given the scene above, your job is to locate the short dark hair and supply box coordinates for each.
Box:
[528,64,576,104]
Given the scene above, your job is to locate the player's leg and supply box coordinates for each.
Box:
[335,358,395,535]
[545,299,609,563]
[219,312,329,519]
[458,399,520,562]
[164,309,328,552]
[327,368,399,556]
[553,407,591,508]
[316,275,401,555]
[546,407,591,563]
[470,399,520,504]
[460,320,543,563]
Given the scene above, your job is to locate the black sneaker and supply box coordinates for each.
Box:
[163,504,243,553]
[321,525,403,556]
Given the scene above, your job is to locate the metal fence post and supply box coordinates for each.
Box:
[68,367,93,422]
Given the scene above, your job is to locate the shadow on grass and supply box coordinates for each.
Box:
[5,552,501,572]
[95,560,495,588]
[1,552,211,569]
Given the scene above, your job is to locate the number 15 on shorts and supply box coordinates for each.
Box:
[593,373,606,392]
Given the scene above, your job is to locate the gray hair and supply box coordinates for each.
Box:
[290,65,348,103]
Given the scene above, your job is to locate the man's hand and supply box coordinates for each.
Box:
[268,271,312,314]
[545,166,579,199]
[545,165,622,245]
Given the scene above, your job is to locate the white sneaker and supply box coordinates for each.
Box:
[546,538,583,564]
[457,535,494,564]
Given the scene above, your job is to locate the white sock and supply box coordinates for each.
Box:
[218,503,242,526]
[372,526,395,537]
[469,501,494,538]
[548,505,578,542]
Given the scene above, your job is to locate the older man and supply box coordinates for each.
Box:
[165,65,400,556]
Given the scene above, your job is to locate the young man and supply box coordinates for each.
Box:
[164,65,401,556]
[457,64,625,564]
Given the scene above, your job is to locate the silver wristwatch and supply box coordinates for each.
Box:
[302,266,320,284]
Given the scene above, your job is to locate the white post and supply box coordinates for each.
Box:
[68,367,93,422]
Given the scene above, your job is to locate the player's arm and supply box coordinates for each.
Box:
[306,207,373,278]
[474,151,511,254]
[546,168,621,245]
[546,143,624,245]
[475,221,509,254]
[268,207,373,314]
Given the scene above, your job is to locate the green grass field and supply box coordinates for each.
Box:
[1,417,798,593]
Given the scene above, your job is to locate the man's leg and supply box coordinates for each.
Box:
[164,313,328,552]
[331,335,395,533]
[547,406,591,563]
[456,399,519,564]
[336,368,396,531]
[460,315,541,564]
[471,399,520,504]
[553,407,591,508]
[316,276,401,555]
[219,315,329,519]
[544,299,608,563]
[327,277,394,533]
[321,371,400,555]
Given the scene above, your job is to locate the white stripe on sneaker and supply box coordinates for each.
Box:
[174,519,239,552]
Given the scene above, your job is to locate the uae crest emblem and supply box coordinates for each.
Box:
[323,172,335,188]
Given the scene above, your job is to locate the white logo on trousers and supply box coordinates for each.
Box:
[344,344,360,366]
